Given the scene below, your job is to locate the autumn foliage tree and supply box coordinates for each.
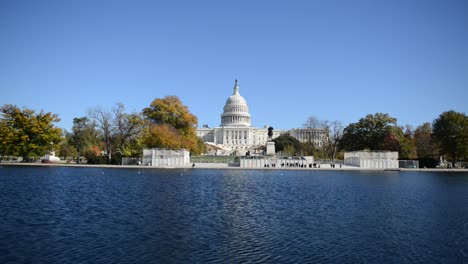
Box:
[142,96,205,155]
[142,123,181,149]
[0,104,62,161]
[414,123,436,158]
[143,96,197,134]
[413,122,437,167]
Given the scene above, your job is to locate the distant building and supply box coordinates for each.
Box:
[287,128,327,147]
[196,81,327,155]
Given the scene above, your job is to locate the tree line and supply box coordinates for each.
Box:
[272,111,467,168]
[0,96,206,164]
[0,97,466,167]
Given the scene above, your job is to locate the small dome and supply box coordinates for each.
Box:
[220,80,251,127]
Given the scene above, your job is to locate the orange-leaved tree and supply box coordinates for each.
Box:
[142,96,205,155]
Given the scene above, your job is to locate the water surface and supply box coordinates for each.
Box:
[1,166,467,263]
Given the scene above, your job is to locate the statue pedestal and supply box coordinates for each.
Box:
[266,141,276,156]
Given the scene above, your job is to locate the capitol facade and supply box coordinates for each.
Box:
[196,81,326,155]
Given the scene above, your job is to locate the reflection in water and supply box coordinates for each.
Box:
[0,167,467,263]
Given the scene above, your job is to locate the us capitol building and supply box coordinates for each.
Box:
[196,80,327,155]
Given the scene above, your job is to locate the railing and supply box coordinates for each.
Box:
[122,157,142,166]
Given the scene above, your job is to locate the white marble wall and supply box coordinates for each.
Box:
[344,151,399,168]
[143,149,190,167]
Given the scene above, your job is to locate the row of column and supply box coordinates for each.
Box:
[222,115,249,124]
[224,129,249,145]
[298,131,322,141]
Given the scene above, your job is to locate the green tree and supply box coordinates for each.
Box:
[339,113,397,151]
[196,137,207,155]
[120,137,145,157]
[0,119,12,157]
[432,110,468,167]
[339,113,415,159]
[69,117,100,163]
[272,135,302,156]
[0,104,62,161]
[57,141,78,161]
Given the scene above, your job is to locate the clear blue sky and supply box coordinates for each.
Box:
[1,0,467,131]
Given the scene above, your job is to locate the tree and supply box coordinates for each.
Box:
[88,106,113,164]
[142,124,181,149]
[303,116,325,154]
[120,136,145,158]
[143,96,197,135]
[339,113,398,151]
[112,103,146,157]
[0,104,62,161]
[303,116,322,131]
[196,137,207,155]
[272,135,302,156]
[322,120,343,162]
[142,96,204,154]
[381,126,415,159]
[0,119,12,157]
[402,124,417,160]
[69,117,99,163]
[414,123,435,159]
[432,110,468,167]
[414,122,437,167]
[84,145,104,164]
[87,103,147,163]
[339,113,415,159]
[57,141,77,161]
[53,130,78,161]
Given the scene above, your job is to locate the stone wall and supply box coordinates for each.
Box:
[344,151,399,169]
[143,148,190,167]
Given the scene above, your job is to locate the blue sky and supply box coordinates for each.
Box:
[1,0,467,131]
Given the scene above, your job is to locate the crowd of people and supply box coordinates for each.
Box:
[262,162,342,168]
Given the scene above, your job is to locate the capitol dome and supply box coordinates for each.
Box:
[221,80,251,127]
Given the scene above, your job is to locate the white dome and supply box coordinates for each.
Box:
[221,80,251,127]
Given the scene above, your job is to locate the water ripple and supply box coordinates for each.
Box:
[0,167,467,263]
